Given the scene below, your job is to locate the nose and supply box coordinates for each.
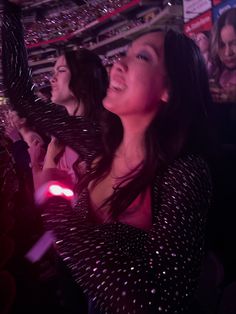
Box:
[113,57,128,73]
[224,44,233,57]
[50,72,57,84]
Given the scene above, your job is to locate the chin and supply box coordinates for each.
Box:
[223,61,236,70]
[102,97,112,110]
[103,91,120,107]
[225,65,236,71]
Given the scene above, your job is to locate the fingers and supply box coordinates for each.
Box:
[212,92,228,103]
[210,87,221,94]
[50,136,60,146]
[31,138,43,147]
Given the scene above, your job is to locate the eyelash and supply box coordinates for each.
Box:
[136,53,149,61]
[120,50,152,62]
[51,69,66,75]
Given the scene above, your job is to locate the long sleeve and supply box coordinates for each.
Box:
[41,154,212,313]
[11,140,31,174]
[1,1,102,161]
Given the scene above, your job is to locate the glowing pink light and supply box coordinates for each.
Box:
[49,184,63,196]
[63,188,74,197]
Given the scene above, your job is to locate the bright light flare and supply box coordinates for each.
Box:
[63,188,74,197]
[48,184,74,198]
[49,184,63,196]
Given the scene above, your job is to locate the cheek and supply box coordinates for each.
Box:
[134,77,165,109]
[62,80,72,94]
[141,68,164,89]
[218,48,224,59]
[60,73,71,86]
[131,68,155,91]
[202,42,208,51]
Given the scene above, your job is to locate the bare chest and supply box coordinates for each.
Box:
[88,173,152,229]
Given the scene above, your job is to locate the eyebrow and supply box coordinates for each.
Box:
[55,65,68,70]
[129,42,161,57]
[145,43,162,56]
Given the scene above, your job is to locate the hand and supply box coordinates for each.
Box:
[7,110,26,130]
[210,86,228,103]
[43,137,64,169]
[224,83,236,103]
[4,124,22,143]
[28,138,46,169]
[4,111,22,142]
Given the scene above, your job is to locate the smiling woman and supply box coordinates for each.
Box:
[2,0,213,313]
[210,8,236,103]
[104,32,167,118]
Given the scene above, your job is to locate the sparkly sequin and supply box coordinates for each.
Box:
[2,2,212,313]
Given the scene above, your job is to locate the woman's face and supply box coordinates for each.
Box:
[50,55,75,105]
[103,32,167,119]
[219,25,236,70]
[195,33,209,54]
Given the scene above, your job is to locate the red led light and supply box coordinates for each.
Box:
[63,188,74,197]
[49,184,63,196]
[48,183,74,198]
[35,181,74,205]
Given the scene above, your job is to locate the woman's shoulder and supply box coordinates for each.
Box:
[152,154,212,216]
[154,154,211,193]
[169,154,209,173]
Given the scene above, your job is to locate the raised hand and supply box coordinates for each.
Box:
[43,137,65,169]
[224,83,236,103]
[4,111,22,142]
[28,138,46,169]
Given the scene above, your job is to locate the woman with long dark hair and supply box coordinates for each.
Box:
[210,8,236,103]
[2,1,213,313]
[32,47,108,188]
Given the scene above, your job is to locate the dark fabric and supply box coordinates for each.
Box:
[0,132,18,314]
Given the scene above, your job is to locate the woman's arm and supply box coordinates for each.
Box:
[1,0,102,160]
[40,155,211,313]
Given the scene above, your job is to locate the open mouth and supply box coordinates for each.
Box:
[224,58,236,65]
[109,80,126,92]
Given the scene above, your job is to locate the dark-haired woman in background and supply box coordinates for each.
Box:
[208,7,236,286]
[32,48,108,189]
[2,0,213,313]
[210,8,236,104]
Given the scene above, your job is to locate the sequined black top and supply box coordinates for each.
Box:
[2,2,212,313]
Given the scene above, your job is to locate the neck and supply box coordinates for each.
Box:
[18,125,30,137]
[116,114,154,166]
[64,100,84,116]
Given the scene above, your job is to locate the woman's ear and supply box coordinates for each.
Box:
[160,88,169,103]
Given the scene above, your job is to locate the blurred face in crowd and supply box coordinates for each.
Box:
[219,25,236,70]
[50,55,76,106]
[9,110,26,129]
[103,32,167,120]
[195,32,209,54]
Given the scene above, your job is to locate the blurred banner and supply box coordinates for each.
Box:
[183,0,211,22]
[184,10,212,38]
[212,0,236,21]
